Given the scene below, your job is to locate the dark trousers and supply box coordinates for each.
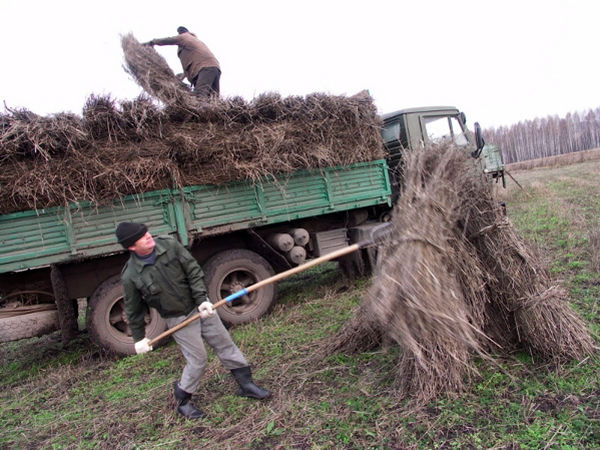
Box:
[192,67,221,98]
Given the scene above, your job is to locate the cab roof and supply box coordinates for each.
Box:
[382,106,460,122]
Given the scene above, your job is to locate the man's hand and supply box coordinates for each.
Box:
[134,337,153,354]
[142,40,155,46]
[198,300,215,319]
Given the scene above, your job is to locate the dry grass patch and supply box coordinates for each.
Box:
[505,148,600,171]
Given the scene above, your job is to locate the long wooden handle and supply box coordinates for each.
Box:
[211,243,361,309]
[147,243,361,347]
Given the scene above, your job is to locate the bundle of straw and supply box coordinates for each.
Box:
[326,142,595,403]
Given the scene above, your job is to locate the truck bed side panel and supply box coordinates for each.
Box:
[0,190,176,272]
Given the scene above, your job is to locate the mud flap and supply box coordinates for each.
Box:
[51,265,79,345]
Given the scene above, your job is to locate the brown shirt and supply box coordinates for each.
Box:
[152,32,220,82]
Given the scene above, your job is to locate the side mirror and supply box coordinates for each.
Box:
[474,122,485,150]
[471,122,485,158]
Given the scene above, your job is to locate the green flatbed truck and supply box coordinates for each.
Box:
[0,105,503,354]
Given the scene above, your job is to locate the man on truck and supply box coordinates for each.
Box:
[116,222,270,419]
[145,26,221,98]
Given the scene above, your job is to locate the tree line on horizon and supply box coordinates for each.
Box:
[483,107,600,164]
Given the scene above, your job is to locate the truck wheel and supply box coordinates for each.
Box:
[86,275,167,356]
[203,249,277,326]
[0,310,60,343]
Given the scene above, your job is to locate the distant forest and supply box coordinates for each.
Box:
[483,107,600,164]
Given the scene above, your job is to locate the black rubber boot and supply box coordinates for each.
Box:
[231,366,271,399]
[173,382,205,419]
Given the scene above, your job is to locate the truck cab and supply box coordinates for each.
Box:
[381,106,505,189]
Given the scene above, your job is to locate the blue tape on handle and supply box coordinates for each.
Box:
[224,288,248,303]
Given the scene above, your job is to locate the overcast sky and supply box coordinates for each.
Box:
[1,0,598,129]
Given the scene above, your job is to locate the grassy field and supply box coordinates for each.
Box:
[1,160,599,449]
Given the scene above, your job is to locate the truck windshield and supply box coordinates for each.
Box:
[423,116,468,146]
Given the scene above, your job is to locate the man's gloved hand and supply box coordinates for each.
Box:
[198,300,215,319]
[134,337,153,354]
[142,40,155,46]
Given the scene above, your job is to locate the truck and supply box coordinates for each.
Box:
[0,106,503,355]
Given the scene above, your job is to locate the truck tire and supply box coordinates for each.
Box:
[203,249,277,326]
[86,275,167,356]
[0,310,60,343]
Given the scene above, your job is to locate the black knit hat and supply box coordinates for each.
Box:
[177,26,189,34]
[116,222,148,248]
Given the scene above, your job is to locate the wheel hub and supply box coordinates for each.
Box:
[230,281,245,294]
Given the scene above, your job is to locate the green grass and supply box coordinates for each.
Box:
[1,160,600,448]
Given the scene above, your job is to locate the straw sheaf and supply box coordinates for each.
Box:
[326,142,595,403]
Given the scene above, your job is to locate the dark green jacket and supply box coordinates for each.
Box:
[121,235,207,342]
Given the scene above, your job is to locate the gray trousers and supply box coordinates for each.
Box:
[165,310,247,394]
[192,66,221,98]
